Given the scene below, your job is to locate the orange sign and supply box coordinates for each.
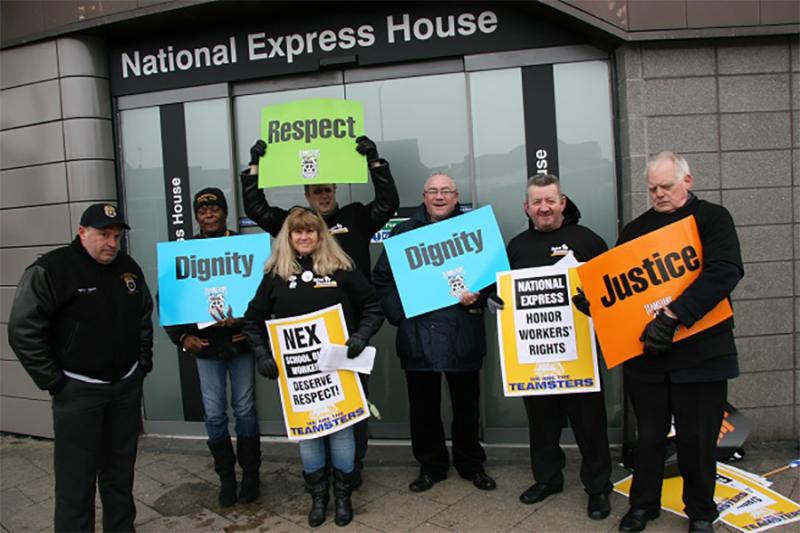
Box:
[576,216,732,368]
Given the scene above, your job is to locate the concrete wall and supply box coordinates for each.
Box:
[616,34,799,441]
[0,36,115,437]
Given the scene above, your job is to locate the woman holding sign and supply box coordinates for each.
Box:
[243,208,383,528]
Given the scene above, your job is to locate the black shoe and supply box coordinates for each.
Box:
[619,508,660,532]
[587,492,611,519]
[350,467,363,491]
[688,519,715,532]
[519,482,563,504]
[463,471,496,491]
[409,473,445,493]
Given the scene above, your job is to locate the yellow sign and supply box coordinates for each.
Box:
[496,265,601,397]
[577,216,733,368]
[266,304,369,440]
[614,463,800,532]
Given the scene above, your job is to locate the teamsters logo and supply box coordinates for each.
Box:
[121,273,138,294]
[104,204,118,218]
[300,150,320,179]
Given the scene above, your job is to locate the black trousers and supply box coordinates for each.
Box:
[353,372,369,470]
[523,390,612,494]
[405,370,486,479]
[626,376,727,521]
[52,372,143,532]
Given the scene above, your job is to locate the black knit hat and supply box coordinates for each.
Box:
[193,187,228,215]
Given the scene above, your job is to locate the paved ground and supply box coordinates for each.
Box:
[0,434,797,532]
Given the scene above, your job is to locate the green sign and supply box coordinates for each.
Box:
[258,98,366,188]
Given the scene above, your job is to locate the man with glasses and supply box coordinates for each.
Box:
[373,173,496,493]
[241,135,399,488]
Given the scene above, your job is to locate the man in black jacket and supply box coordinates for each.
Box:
[163,188,261,508]
[8,203,153,532]
[499,174,613,519]
[373,173,496,493]
[616,152,744,533]
[242,135,398,487]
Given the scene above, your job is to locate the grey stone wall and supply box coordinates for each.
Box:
[615,35,799,441]
[0,37,114,438]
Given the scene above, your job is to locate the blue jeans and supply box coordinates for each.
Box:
[299,427,355,474]
[196,352,259,442]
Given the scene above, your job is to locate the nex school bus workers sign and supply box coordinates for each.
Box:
[576,216,733,368]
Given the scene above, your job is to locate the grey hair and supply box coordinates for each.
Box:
[526,173,562,195]
[424,172,457,191]
[646,152,691,180]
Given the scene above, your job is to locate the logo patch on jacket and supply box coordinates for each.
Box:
[313,276,337,288]
[328,223,349,235]
[121,273,139,294]
[550,244,571,257]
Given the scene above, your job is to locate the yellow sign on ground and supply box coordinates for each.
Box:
[496,264,601,397]
[266,304,369,440]
[614,463,800,532]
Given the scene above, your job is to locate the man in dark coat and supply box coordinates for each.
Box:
[373,172,496,493]
[8,203,153,532]
[500,174,613,519]
[616,152,744,533]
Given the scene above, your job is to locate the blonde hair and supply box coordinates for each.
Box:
[264,208,353,280]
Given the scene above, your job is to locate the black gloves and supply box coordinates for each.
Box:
[249,140,266,166]
[346,335,367,359]
[255,346,278,379]
[572,287,591,317]
[486,294,504,314]
[355,135,379,163]
[640,310,680,356]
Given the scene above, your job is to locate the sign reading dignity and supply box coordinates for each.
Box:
[383,205,509,318]
[576,216,733,368]
[496,264,601,397]
[258,98,366,188]
[266,304,369,440]
[157,234,271,326]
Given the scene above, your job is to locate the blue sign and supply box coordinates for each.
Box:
[383,205,509,318]
[157,234,271,326]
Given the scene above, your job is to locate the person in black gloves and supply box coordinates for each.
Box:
[241,135,399,281]
[616,152,744,533]
[163,188,261,508]
[8,204,153,532]
[242,135,398,485]
[243,208,383,528]
[492,174,613,519]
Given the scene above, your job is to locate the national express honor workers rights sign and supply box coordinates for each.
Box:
[266,305,369,440]
[576,216,733,369]
[383,205,509,318]
[258,98,366,188]
[496,264,601,397]
[157,234,271,326]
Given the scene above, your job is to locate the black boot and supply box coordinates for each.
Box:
[207,436,237,508]
[236,435,261,504]
[304,468,329,527]
[333,469,354,527]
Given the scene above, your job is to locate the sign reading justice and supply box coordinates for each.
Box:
[576,216,733,368]
[259,98,366,188]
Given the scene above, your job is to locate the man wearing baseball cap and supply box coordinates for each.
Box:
[8,203,153,532]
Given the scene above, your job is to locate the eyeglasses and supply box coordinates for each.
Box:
[424,188,457,197]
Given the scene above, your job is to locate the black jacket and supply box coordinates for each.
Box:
[243,256,384,361]
[618,194,744,382]
[240,160,399,280]
[506,197,608,269]
[372,204,487,372]
[162,230,249,359]
[8,237,154,393]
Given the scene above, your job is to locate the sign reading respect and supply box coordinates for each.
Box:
[259,98,366,188]
[576,216,733,368]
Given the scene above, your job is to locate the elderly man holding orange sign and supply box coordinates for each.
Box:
[576,152,744,533]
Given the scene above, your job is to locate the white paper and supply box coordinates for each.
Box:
[317,344,376,374]
[197,321,215,330]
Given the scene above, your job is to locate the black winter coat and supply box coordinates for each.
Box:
[372,205,487,372]
[8,238,154,393]
[240,160,399,280]
[618,194,744,382]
